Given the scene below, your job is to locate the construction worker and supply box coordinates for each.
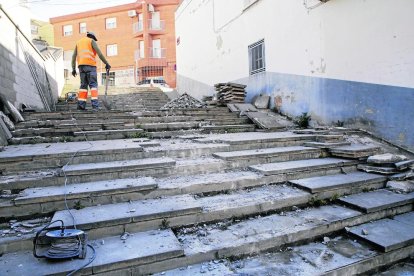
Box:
[71,31,111,111]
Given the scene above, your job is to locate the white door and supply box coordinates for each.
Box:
[151,12,160,29]
[139,40,145,58]
[152,39,161,58]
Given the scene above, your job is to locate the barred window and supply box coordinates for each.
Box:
[248,39,265,75]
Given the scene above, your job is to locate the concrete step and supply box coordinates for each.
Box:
[249,158,358,176]
[290,172,387,194]
[53,194,203,231]
[329,144,382,159]
[165,234,414,276]
[2,177,157,217]
[163,204,411,276]
[15,118,136,129]
[0,139,145,173]
[23,111,135,121]
[202,124,256,133]
[339,189,414,213]
[2,171,267,217]
[195,131,315,146]
[61,157,176,176]
[0,229,183,276]
[142,122,200,131]
[9,129,147,144]
[213,146,322,166]
[303,141,351,148]
[0,157,228,190]
[349,212,414,252]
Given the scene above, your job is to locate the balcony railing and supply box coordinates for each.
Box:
[149,19,165,31]
[134,48,166,61]
[133,21,143,34]
[149,47,166,58]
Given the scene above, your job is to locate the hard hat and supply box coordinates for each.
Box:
[86,31,98,41]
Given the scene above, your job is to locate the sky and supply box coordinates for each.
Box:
[26,0,137,21]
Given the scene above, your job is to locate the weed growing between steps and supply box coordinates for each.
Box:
[294,112,311,128]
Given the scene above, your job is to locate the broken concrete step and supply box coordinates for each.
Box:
[357,164,399,174]
[315,134,345,143]
[339,189,414,213]
[141,122,200,131]
[53,194,202,230]
[329,144,381,158]
[0,229,183,276]
[73,128,143,137]
[348,214,414,252]
[201,124,255,132]
[15,118,136,130]
[293,129,331,135]
[0,139,144,173]
[303,141,351,148]
[178,205,361,267]
[62,157,176,176]
[250,158,357,176]
[290,172,387,194]
[213,146,322,165]
[194,235,414,276]
[195,132,315,146]
[0,157,227,190]
[156,171,268,196]
[23,111,135,121]
[149,129,203,139]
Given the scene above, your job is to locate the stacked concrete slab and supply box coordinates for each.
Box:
[0,100,413,275]
[215,82,247,104]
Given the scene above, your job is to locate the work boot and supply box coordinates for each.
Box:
[77,100,87,110]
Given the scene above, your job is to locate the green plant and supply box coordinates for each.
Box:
[129,132,149,139]
[294,112,311,128]
[74,200,84,210]
[160,218,170,229]
[309,196,327,207]
[329,193,340,202]
[335,120,344,127]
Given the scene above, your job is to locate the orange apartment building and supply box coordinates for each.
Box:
[50,0,179,88]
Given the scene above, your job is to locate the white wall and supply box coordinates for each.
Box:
[176,0,414,97]
[175,0,414,150]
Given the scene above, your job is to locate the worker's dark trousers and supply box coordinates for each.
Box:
[78,65,99,109]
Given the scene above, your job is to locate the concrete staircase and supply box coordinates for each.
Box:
[0,99,413,275]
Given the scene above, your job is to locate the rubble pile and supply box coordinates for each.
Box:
[161,93,206,110]
[1,218,49,237]
[214,82,247,105]
[358,153,414,175]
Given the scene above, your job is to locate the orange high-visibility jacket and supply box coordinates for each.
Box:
[76,37,97,67]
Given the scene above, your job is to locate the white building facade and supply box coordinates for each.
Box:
[175,0,414,151]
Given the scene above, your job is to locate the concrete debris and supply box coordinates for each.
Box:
[387,181,414,193]
[215,82,247,105]
[322,237,331,244]
[367,153,408,165]
[161,93,206,110]
[253,94,270,109]
[0,111,15,130]
[362,229,369,235]
[120,232,130,241]
[357,164,398,175]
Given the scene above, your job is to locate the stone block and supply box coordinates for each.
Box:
[339,189,414,213]
[253,94,270,109]
[349,218,414,252]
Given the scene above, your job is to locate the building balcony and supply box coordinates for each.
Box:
[135,48,167,68]
[133,19,166,36]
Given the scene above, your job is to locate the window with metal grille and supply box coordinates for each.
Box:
[248,39,265,75]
